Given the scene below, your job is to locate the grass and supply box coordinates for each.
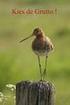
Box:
[0,1,70,105]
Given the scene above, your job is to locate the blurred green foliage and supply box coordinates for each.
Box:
[0,0,70,105]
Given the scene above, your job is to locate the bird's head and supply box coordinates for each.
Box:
[19,27,44,43]
[32,27,44,38]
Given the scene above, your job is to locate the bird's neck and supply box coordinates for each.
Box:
[36,33,44,39]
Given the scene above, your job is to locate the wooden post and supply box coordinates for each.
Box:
[16,81,55,105]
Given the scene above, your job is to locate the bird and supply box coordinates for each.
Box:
[19,27,54,81]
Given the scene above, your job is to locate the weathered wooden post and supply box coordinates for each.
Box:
[16,81,55,105]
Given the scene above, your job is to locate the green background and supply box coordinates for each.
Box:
[0,0,70,105]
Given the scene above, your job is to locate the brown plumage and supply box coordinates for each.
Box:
[20,27,54,80]
[32,30,53,56]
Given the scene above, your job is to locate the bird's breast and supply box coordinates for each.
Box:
[32,37,53,56]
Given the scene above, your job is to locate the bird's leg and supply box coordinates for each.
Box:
[38,55,43,81]
[43,56,48,80]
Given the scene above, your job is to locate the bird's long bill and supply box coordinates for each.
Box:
[19,35,33,43]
